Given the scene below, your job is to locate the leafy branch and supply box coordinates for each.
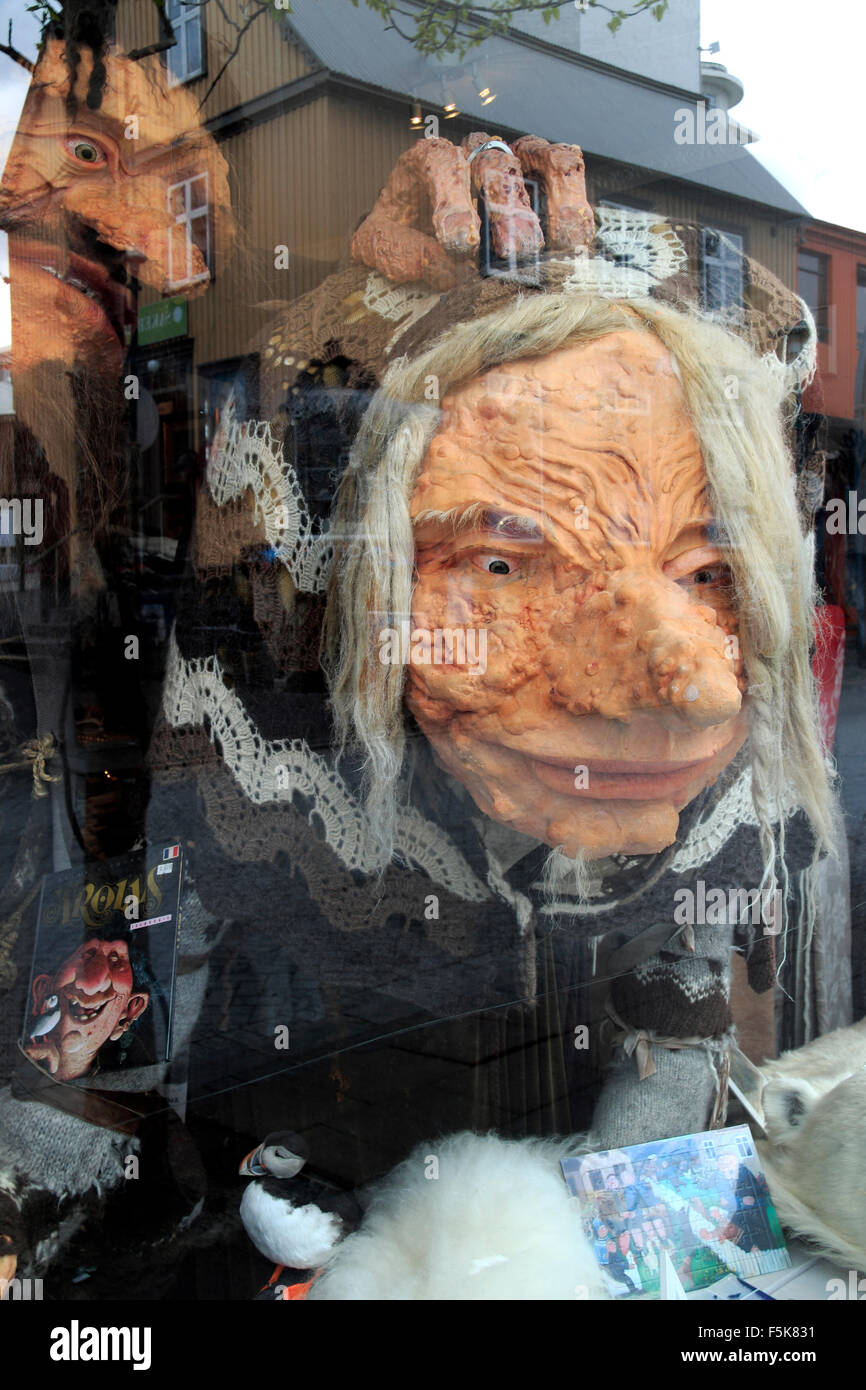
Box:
[169,0,669,73]
[7,0,669,93]
[352,0,670,58]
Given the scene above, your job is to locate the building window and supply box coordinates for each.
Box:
[701,228,745,315]
[168,173,210,289]
[165,0,205,85]
[857,265,866,358]
[798,249,830,343]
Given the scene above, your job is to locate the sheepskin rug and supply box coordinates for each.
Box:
[757,1017,866,1272]
[308,1131,607,1300]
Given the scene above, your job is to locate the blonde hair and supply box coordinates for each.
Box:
[323,290,835,884]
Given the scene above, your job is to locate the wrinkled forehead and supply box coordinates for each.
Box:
[411,331,709,533]
[68,937,131,962]
[444,329,687,418]
[15,38,203,154]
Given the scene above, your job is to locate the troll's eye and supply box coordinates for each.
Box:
[63,136,109,167]
[472,554,518,577]
[676,561,732,591]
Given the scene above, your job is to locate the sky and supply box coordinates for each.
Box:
[0,0,862,349]
[0,1,40,175]
[0,0,41,350]
[700,0,865,235]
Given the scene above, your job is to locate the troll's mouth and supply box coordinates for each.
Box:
[40,261,107,304]
[11,236,136,342]
[66,995,113,1023]
[529,753,719,801]
[38,256,134,340]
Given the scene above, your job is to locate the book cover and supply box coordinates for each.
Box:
[561,1124,790,1299]
[21,844,184,1085]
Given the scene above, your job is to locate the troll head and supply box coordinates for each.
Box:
[24,932,151,1082]
[406,330,748,857]
[0,35,232,378]
[325,289,831,867]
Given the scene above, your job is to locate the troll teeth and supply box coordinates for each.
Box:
[39,264,100,300]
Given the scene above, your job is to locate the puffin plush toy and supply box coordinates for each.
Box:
[238,1132,361,1298]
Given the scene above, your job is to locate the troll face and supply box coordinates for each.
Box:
[0,38,231,376]
[24,937,149,1082]
[406,331,748,859]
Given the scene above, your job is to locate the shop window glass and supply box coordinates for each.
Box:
[0,0,862,1320]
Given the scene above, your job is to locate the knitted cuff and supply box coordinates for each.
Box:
[593,921,735,1146]
[591,1043,729,1149]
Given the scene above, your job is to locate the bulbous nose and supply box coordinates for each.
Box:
[640,612,741,727]
[616,574,742,727]
[76,951,111,995]
[543,570,742,727]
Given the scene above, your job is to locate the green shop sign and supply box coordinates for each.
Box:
[138,297,187,345]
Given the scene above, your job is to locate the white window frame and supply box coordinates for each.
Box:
[165,0,205,86]
[701,227,745,315]
[167,172,210,289]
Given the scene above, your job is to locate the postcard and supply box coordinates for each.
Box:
[561,1125,790,1298]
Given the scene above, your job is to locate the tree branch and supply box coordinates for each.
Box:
[0,43,35,72]
[0,21,34,73]
[128,38,177,60]
[135,0,668,98]
[369,0,668,55]
[130,0,177,63]
[197,0,270,109]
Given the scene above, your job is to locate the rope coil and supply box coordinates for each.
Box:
[604,1000,733,1127]
[0,734,63,798]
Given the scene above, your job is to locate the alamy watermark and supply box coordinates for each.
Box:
[826,1270,866,1300]
[674,879,782,935]
[1,1276,43,1299]
[0,497,43,546]
[378,621,487,675]
[673,102,752,146]
[50,1320,151,1369]
[825,492,866,535]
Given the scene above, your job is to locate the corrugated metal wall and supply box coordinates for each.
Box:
[188,98,334,365]
[116,1,160,58]
[647,186,796,287]
[187,95,415,367]
[323,96,416,255]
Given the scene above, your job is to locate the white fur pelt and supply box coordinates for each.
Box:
[308,1132,607,1301]
[757,1017,866,1271]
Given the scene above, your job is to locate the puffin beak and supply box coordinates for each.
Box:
[239,1144,267,1177]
